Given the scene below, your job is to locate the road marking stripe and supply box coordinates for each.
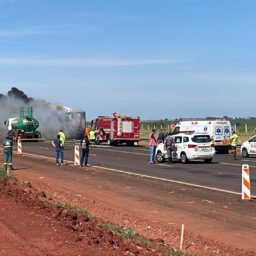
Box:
[5,150,256,198]
[93,165,256,198]
[219,162,256,168]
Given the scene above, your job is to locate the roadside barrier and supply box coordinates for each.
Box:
[17,139,22,154]
[74,145,80,166]
[242,164,251,200]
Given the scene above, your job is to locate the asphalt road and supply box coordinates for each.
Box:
[18,140,256,196]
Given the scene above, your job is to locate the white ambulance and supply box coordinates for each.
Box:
[171,119,232,153]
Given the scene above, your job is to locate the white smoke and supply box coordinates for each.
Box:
[0,88,86,141]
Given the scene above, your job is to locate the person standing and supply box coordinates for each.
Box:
[230,130,239,159]
[3,135,13,173]
[165,136,174,164]
[89,129,96,147]
[58,129,66,148]
[157,129,165,143]
[80,135,90,167]
[52,134,64,165]
[149,129,157,164]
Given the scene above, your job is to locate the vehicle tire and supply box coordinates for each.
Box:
[180,152,188,164]
[107,136,111,145]
[242,148,249,158]
[204,158,213,163]
[126,141,134,146]
[156,151,165,163]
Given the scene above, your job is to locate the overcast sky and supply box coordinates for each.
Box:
[0,0,255,120]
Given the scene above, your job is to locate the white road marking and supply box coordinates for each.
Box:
[219,162,256,168]
[6,149,256,198]
[92,165,256,199]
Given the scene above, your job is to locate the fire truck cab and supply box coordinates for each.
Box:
[91,113,140,146]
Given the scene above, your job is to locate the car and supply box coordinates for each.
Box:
[155,133,215,163]
[241,135,256,158]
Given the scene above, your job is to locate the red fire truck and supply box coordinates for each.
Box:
[91,113,140,146]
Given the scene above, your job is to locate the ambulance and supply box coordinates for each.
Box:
[171,119,232,152]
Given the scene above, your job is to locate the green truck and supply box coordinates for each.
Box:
[4,107,41,141]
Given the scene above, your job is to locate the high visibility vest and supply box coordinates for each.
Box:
[89,131,96,140]
[231,134,238,146]
[58,132,65,145]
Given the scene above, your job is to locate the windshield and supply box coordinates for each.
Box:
[192,135,211,143]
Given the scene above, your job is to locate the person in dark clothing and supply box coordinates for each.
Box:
[80,135,90,167]
[157,129,165,143]
[158,129,168,144]
[165,136,174,163]
[3,135,13,173]
[52,134,64,165]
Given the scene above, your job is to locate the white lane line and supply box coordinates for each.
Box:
[242,159,256,163]
[219,162,256,168]
[157,163,175,168]
[9,150,256,198]
[92,165,256,198]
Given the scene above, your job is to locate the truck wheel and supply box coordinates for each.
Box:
[180,152,188,164]
[204,158,213,163]
[242,148,249,158]
[156,151,165,163]
[126,141,134,146]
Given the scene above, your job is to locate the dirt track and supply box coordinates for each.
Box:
[0,153,256,256]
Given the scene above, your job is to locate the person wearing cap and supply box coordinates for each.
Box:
[3,135,13,172]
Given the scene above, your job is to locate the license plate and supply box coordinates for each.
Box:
[200,148,210,152]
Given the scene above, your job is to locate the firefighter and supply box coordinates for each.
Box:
[89,129,96,147]
[58,129,65,148]
[3,135,13,173]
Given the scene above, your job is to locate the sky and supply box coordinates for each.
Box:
[0,0,255,120]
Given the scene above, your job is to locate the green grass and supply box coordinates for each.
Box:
[0,170,8,179]
[55,201,92,218]
[100,223,189,255]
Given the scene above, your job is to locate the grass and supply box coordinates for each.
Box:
[55,201,92,218]
[0,170,9,179]
[100,223,189,256]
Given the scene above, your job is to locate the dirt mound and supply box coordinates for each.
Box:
[0,176,177,256]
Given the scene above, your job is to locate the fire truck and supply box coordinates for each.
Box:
[91,113,140,146]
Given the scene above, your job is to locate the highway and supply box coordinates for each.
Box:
[19,140,256,197]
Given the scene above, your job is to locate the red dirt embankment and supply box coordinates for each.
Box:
[0,154,256,256]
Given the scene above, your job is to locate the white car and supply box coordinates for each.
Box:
[155,133,215,163]
[241,135,256,158]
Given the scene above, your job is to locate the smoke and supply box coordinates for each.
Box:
[0,87,85,141]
